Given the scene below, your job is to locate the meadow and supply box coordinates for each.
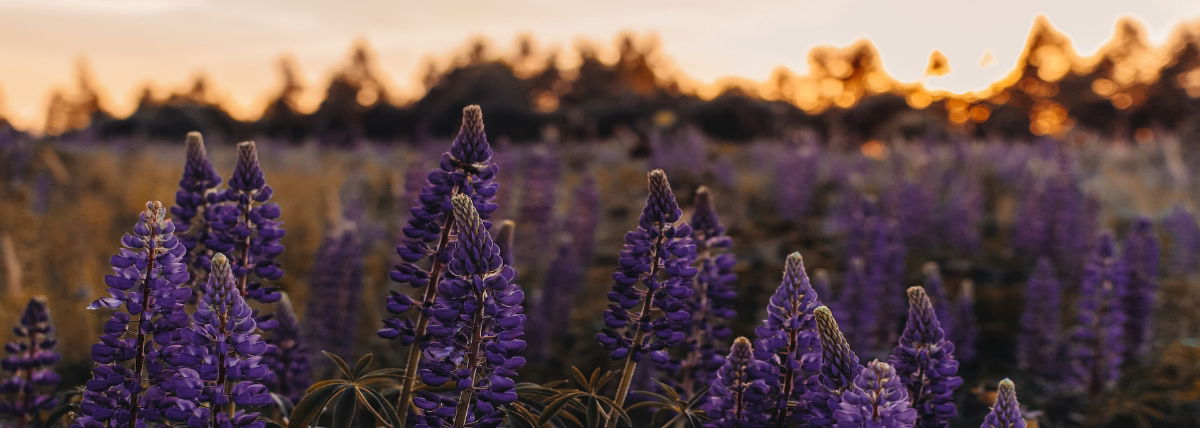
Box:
[1,106,1199,427]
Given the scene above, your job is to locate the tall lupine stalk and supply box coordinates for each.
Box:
[167,253,271,426]
[810,306,864,426]
[950,281,978,365]
[868,217,907,349]
[1121,218,1159,361]
[1,297,60,427]
[889,286,963,428]
[516,146,559,272]
[980,379,1026,428]
[1013,153,1093,278]
[1163,206,1200,276]
[752,252,821,425]
[528,235,579,364]
[834,258,877,354]
[774,141,820,222]
[702,337,773,427]
[205,141,285,304]
[414,194,525,428]
[303,223,364,363]
[566,175,599,265]
[170,131,223,280]
[380,105,499,418]
[76,201,194,427]
[264,295,310,404]
[920,263,950,332]
[832,360,917,428]
[595,170,697,426]
[1067,234,1127,396]
[1018,258,1062,380]
[680,186,738,396]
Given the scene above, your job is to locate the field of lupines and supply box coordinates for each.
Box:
[1,105,1199,427]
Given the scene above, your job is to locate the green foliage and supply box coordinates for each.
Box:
[288,352,404,428]
[626,381,710,428]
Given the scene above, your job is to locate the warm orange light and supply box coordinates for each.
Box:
[1112,92,1133,109]
[861,140,887,159]
[969,105,991,122]
[925,50,951,77]
[1134,127,1154,143]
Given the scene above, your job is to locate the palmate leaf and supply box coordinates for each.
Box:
[287,352,404,428]
[625,380,710,427]
[529,366,631,427]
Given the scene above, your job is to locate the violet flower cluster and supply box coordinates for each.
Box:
[166,253,271,427]
[264,296,310,404]
[203,141,285,304]
[888,286,962,428]
[701,337,773,427]
[1121,218,1159,361]
[682,186,738,391]
[303,224,364,362]
[752,252,821,424]
[1018,258,1062,380]
[980,379,1025,428]
[950,281,978,365]
[833,360,917,428]
[1163,206,1200,276]
[76,201,194,427]
[1,297,61,425]
[595,170,698,365]
[811,306,864,426]
[516,146,559,269]
[381,105,500,345]
[414,194,525,428]
[833,258,879,355]
[170,132,223,276]
[1067,234,1127,395]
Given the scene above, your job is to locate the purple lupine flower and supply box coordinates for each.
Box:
[76,201,194,427]
[980,379,1026,428]
[833,360,917,428]
[1067,234,1127,396]
[888,286,963,428]
[1,297,61,425]
[566,175,600,265]
[774,141,820,222]
[868,217,907,350]
[1121,217,1159,361]
[921,263,951,331]
[702,337,773,428]
[1013,153,1094,279]
[516,146,559,270]
[938,176,982,254]
[264,295,310,404]
[680,186,738,395]
[165,253,271,426]
[595,170,698,411]
[380,105,498,347]
[494,220,515,266]
[752,252,821,424]
[204,141,285,304]
[810,306,864,426]
[170,132,223,279]
[950,281,978,365]
[833,258,879,354]
[1163,206,1200,276]
[303,224,364,363]
[415,194,525,428]
[1018,258,1062,380]
[528,234,579,364]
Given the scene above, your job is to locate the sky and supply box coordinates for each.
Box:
[2,0,1199,130]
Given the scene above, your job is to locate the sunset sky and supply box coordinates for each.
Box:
[2,0,1199,130]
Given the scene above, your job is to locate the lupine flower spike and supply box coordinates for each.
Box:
[207,141,285,303]
[414,194,525,428]
[702,337,772,427]
[75,201,193,426]
[166,253,271,426]
[596,169,697,427]
[681,186,738,396]
[1121,218,1159,361]
[1,297,61,426]
[170,131,223,281]
[382,105,499,417]
[1067,234,1127,396]
[1018,258,1062,380]
[752,252,821,424]
[833,360,917,428]
[888,286,962,428]
[980,379,1026,428]
[810,306,864,426]
[265,294,310,403]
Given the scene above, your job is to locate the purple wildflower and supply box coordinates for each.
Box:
[1163,206,1200,276]
[494,220,515,266]
[1121,218,1159,361]
[950,281,978,365]
[752,252,821,424]
[566,175,599,265]
[415,194,525,428]
[888,286,963,428]
[680,186,738,395]
[165,253,271,426]
[921,263,951,331]
[1,297,61,426]
[702,337,773,428]
[516,146,559,270]
[595,169,698,413]
[833,360,917,428]
[1018,258,1062,380]
[76,201,194,426]
[810,306,864,426]
[774,142,820,222]
[833,258,879,354]
[263,295,310,404]
[204,141,285,304]
[303,224,364,363]
[980,379,1026,428]
[1067,234,1127,396]
[170,132,223,279]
